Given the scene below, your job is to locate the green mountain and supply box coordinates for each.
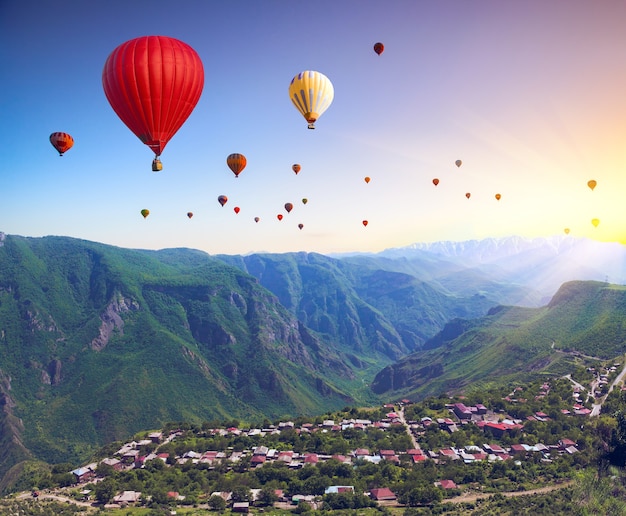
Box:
[371,280,626,400]
[215,252,522,354]
[0,235,368,477]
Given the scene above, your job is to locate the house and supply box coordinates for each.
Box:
[325,485,354,494]
[148,432,162,443]
[452,403,472,420]
[210,491,232,502]
[251,454,266,465]
[232,502,249,513]
[113,491,142,504]
[71,467,94,484]
[369,487,396,501]
[437,480,457,490]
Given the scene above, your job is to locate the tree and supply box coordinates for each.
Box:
[208,494,226,511]
[257,485,279,506]
[231,485,252,503]
[94,477,116,504]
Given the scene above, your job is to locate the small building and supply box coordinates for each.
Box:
[232,501,249,513]
[370,487,396,501]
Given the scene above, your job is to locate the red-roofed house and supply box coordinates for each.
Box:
[369,488,396,501]
[304,453,319,464]
[437,480,457,489]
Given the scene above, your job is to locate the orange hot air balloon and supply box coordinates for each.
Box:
[102,36,204,169]
[218,195,228,207]
[587,179,597,191]
[465,192,471,199]
[302,198,308,204]
[292,164,301,175]
[495,193,501,200]
[373,42,384,55]
[254,216,260,223]
[591,218,600,227]
[234,206,240,214]
[432,178,439,186]
[284,202,293,213]
[49,132,74,156]
[298,223,304,230]
[564,228,570,234]
[364,176,370,184]
[277,214,283,221]
[141,209,150,219]
[227,153,247,178]
[187,212,193,219]
[362,220,368,227]
[455,159,462,168]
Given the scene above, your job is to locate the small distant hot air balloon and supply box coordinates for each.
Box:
[298,223,304,230]
[218,195,228,207]
[587,179,597,191]
[495,193,501,200]
[49,132,74,156]
[302,198,308,205]
[362,220,368,227]
[465,192,471,199]
[292,164,301,175]
[187,212,193,219]
[289,70,334,129]
[102,36,204,170]
[277,214,283,221]
[234,206,240,214]
[373,42,384,55]
[141,209,150,219]
[564,228,570,235]
[364,176,371,184]
[455,160,462,168]
[227,153,247,178]
[432,178,439,186]
[591,218,600,227]
[254,216,260,223]
[284,202,293,213]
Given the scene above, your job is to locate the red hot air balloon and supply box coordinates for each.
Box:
[284,202,294,213]
[362,220,368,227]
[373,42,384,55]
[218,195,228,207]
[227,153,247,178]
[277,214,283,221]
[102,36,204,169]
[292,164,301,175]
[465,192,471,199]
[234,206,240,214]
[432,178,439,186]
[49,132,74,156]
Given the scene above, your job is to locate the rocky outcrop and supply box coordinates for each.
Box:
[90,293,139,351]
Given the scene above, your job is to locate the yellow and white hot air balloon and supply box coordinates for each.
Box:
[289,70,334,129]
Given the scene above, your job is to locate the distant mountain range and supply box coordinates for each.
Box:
[357,236,626,303]
[0,231,624,484]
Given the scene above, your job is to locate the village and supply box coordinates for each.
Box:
[56,371,613,512]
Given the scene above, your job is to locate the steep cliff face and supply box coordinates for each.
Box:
[0,235,365,475]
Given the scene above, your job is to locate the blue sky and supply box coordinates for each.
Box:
[2,1,626,254]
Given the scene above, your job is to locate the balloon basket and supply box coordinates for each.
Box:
[152,158,163,172]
